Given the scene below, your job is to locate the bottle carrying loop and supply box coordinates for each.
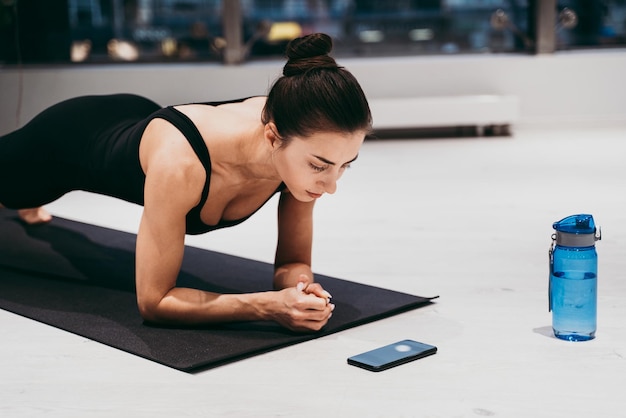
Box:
[548,233,556,312]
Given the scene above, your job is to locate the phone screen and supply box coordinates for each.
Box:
[347,339,437,372]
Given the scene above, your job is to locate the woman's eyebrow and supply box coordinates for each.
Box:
[313,154,359,166]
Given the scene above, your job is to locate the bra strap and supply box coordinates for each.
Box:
[151,107,211,215]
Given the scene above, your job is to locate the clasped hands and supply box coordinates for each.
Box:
[274,274,335,332]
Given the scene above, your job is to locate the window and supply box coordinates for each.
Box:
[0,0,623,65]
[556,0,626,50]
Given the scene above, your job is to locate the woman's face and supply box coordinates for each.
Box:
[271,129,366,202]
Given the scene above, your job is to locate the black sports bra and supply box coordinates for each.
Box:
[149,101,285,235]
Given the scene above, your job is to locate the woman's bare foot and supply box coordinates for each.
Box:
[17,207,52,224]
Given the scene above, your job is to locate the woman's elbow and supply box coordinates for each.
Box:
[136,295,163,323]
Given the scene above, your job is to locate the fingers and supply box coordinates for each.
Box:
[292,290,334,315]
[296,275,332,304]
[280,284,335,332]
[288,305,334,332]
[303,283,332,304]
[274,275,336,332]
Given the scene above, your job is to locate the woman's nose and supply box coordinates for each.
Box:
[319,174,337,195]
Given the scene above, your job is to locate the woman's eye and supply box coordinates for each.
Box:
[309,163,327,172]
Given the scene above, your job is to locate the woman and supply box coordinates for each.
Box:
[0,33,372,332]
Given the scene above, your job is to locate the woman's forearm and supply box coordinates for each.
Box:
[139,283,333,332]
[139,287,274,325]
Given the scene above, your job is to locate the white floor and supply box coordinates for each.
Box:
[2,125,626,418]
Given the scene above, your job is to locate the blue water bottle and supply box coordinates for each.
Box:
[549,214,601,341]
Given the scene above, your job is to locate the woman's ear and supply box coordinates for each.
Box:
[264,122,282,150]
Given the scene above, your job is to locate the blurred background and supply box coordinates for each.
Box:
[1,0,624,64]
[1,1,625,136]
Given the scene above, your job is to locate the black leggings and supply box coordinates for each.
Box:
[0,94,160,208]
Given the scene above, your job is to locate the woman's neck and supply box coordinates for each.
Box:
[212,122,280,185]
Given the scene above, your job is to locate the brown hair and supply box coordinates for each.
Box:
[262,33,372,142]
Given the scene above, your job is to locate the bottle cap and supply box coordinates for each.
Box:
[552,214,600,247]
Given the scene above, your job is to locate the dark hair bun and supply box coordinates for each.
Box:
[283,33,338,77]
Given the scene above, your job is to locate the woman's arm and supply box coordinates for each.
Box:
[134,129,331,331]
[135,151,273,324]
[135,187,333,330]
[274,191,314,289]
[274,192,333,302]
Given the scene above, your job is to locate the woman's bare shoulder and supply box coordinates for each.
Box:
[139,119,204,192]
[175,97,265,119]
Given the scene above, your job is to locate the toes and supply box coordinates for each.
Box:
[18,208,52,224]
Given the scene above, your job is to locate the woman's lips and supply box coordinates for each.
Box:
[307,191,323,199]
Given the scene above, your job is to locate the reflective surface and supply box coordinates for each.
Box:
[557,0,626,49]
[243,0,530,58]
[68,0,225,62]
[0,1,624,65]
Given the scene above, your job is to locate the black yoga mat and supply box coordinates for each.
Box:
[0,210,436,372]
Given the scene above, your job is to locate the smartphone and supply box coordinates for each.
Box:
[347,339,437,372]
